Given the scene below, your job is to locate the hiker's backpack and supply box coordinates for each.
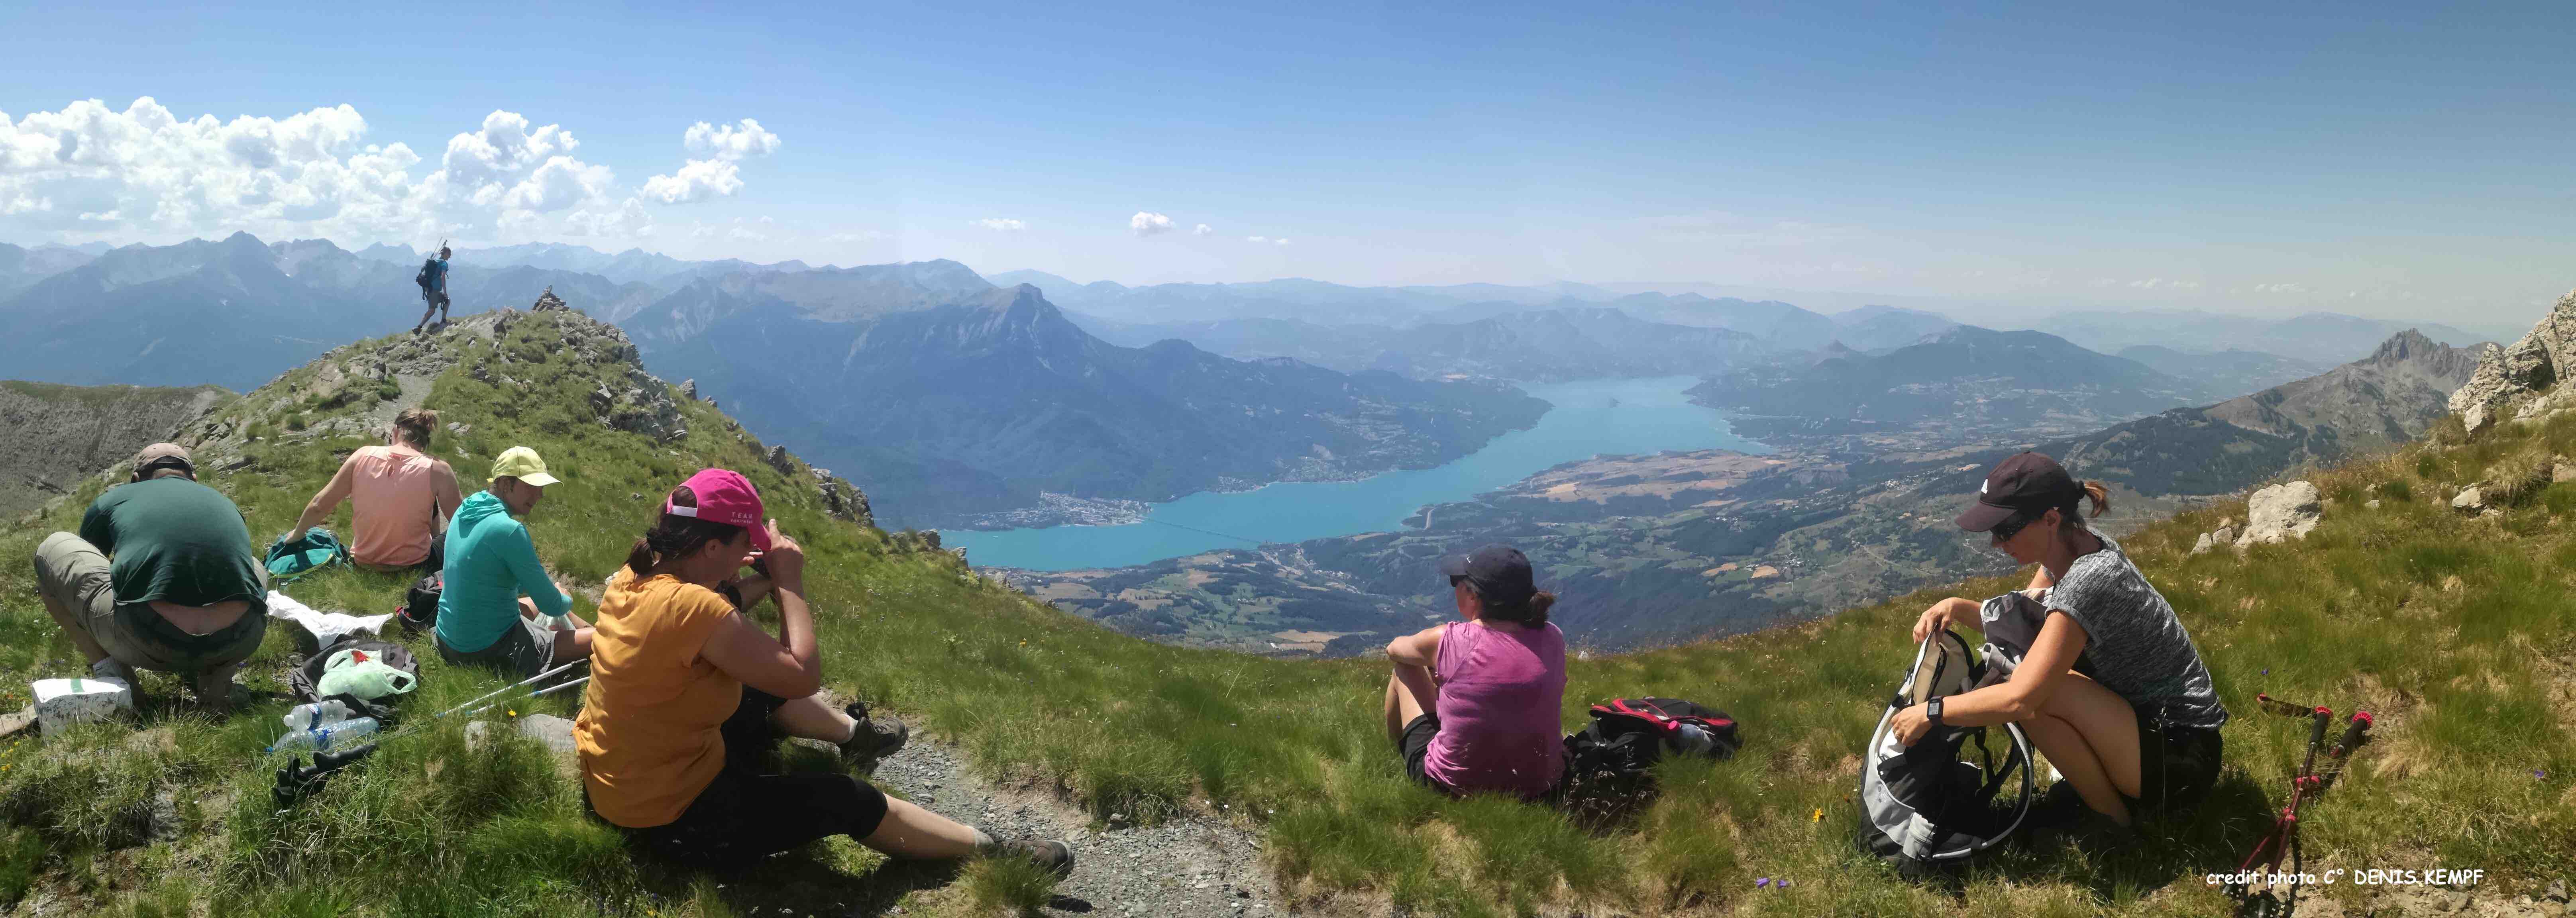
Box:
[266,528,352,584]
[1857,628,2034,875]
[1560,697,1740,823]
[398,572,442,634]
[287,637,419,726]
[415,257,437,291]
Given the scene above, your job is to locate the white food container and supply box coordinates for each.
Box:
[32,676,134,736]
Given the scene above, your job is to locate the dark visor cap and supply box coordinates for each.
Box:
[1956,451,2078,532]
[1439,543,1537,607]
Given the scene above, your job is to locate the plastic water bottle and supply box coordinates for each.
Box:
[281,700,352,731]
[1671,722,1718,756]
[268,716,379,753]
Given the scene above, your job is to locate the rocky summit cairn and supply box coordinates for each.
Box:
[2449,287,2576,432]
[2235,481,2323,547]
[530,285,570,312]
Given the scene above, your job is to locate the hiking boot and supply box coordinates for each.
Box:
[88,657,136,686]
[840,702,908,760]
[2023,783,2134,853]
[986,838,1074,876]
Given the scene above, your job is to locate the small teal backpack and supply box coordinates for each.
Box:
[267,528,353,583]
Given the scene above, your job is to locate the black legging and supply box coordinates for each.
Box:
[621,687,889,867]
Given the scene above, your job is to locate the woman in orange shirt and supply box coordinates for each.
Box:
[575,469,1070,871]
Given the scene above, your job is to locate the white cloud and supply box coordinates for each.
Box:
[0,97,444,239]
[1130,211,1174,235]
[1192,223,1213,236]
[823,229,888,243]
[0,98,667,244]
[501,155,615,212]
[2253,282,2310,294]
[972,218,1026,231]
[562,197,654,237]
[683,119,781,161]
[1274,237,1290,246]
[640,158,741,204]
[1245,235,1267,243]
[442,110,577,187]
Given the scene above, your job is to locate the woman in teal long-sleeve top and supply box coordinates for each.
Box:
[435,447,592,678]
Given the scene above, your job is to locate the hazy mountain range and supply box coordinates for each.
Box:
[2043,330,2480,495]
[2041,309,2490,366]
[616,262,1548,527]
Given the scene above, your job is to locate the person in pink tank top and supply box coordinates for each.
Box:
[1381,543,1568,799]
[287,408,464,571]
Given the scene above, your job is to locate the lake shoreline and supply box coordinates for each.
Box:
[942,377,1763,570]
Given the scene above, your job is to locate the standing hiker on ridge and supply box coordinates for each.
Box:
[412,245,451,334]
[435,446,593,677]
[1897,451,2228,846]
[31,443,270,711]
[575,469,1072,872]
[285,407,462,572]
[1381,542,1568,799]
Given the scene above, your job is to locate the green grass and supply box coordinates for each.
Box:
[3,308,2571,915]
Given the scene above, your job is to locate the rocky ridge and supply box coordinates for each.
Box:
[2449,288,2576,432]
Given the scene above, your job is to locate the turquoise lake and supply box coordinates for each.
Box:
[940,377,1767,571]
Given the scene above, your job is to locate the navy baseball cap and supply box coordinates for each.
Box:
[1438,543,1537,607]
[1956,451,2080,532]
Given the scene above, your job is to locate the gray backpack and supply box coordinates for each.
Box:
[1857,609,2037,875]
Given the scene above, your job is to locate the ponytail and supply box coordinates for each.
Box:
[625,485,745,578]
[2078,480,2112,518]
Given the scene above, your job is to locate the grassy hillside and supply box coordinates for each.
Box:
[2,306,2570,916]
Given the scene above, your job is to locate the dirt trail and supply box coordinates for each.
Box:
[867,736,1285,916]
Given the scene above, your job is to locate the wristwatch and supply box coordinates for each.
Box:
[1926,696,1945,727]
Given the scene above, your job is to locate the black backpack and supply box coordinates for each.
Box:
[1559,697,1740,824]
[415,257,437,291]
[398,572,442,634]
[286,637,420,726]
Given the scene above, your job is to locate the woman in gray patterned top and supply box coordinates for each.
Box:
[1890,451,2227,842]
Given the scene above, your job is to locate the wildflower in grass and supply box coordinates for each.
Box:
[1757,877,1770,888]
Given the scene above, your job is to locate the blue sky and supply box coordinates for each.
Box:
[2,2,2570,328]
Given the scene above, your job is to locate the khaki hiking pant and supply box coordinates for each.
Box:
[33,532,267,675]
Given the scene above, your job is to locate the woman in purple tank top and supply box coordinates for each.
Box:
[1381,543,1569,799]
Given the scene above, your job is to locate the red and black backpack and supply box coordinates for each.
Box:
[1559,697,1741,824]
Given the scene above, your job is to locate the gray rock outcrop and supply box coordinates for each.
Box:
[2450,288,2576,432]
[530,285,570,312]
[2452,486,2486,512]
[2236,481,2323,546]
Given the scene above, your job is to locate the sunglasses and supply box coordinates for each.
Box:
[1989,510,2041,543]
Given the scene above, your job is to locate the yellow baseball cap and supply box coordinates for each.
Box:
[490,446,561,487]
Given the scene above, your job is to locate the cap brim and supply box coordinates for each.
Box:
[1436,553,1470,578]
[518,471,561,487]
[1954,500,2016,532]
[746,521,773,553]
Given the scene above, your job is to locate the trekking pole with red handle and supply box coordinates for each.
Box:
[2228,694,2373,898]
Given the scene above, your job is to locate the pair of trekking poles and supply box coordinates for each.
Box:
[2224,692,2373,899]
[271,657,591,809]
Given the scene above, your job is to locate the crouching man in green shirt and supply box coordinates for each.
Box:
[32,443,269,711]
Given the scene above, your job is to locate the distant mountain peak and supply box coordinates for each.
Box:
[2366,328,2443,365]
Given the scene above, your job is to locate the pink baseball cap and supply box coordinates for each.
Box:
[669,468,770,551]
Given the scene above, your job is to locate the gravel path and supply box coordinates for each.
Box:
[866,735,1284,917]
